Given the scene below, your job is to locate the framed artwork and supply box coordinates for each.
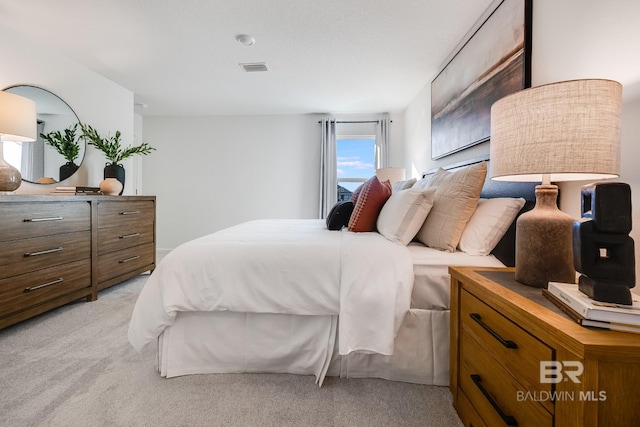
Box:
[431,0,532,159]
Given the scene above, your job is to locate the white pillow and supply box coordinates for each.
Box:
[458,197,526,256]
[391,178,417,193]
[377,188,436,245]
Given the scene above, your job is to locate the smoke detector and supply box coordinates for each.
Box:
[235,34,255,46]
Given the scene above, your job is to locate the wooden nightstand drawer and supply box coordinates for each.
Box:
[97,200,154,230]
[450,267,640,427]
[0,231,91,280]
[460,329,552,427]
[0,259,91,318]
[0,202,90,242]
[457,391,487,427]
[97,242,155,284]
[461,288,553,408]
[97,223,154,255]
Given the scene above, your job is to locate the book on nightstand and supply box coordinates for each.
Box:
[546,281,640,327]
[543,288,640,334]
[51,186,102,195]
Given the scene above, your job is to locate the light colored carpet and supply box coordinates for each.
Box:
[0,273,464,427]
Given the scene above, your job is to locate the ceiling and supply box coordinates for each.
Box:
[0,0,495,116]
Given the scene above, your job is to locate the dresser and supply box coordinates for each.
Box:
[449,267,640,427]
[0,195,156,329]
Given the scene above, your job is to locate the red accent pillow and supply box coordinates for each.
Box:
[348,176,392,232]
[350,183,364,204]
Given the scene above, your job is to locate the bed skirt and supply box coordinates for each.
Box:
[157,308,449,386]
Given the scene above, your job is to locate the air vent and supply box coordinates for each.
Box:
[239,62,269,72]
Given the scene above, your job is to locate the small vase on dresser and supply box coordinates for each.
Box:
[103,163,125,195]
[99,177,123,196]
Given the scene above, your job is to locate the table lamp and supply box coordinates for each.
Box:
[490,79,622,288]
[0,90,37,193]
[375,167,406,185]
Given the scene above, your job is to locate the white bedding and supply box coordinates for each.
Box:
[407,243,505,310]
[128,219,414,357]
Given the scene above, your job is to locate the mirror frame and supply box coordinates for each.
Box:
[2,85,84,184]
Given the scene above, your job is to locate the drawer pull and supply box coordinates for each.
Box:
[119,233,140,239]
[119,255,140,263]
[25,277,64,292]
[24,247,64,257]
[23,216,64,222]
[470,313,518,349]
[119,211,140,215]
[470,374,518,426]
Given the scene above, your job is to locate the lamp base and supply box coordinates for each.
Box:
[515,185,576,288]
[0,145,22,193]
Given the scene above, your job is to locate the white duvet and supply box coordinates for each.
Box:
[128,219,414,357]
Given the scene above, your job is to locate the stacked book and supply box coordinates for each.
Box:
[51,186,102,195]
[544,281,640,334]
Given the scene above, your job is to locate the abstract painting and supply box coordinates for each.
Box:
[431,0,532,159]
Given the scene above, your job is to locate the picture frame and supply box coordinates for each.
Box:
[431,0,532,159]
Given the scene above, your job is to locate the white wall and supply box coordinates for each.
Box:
[143,113,404,249]
[0,25,134,194]
[403,0,640,280]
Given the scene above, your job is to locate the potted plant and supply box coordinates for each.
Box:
[81,123,155,194]
[40,122,82,181]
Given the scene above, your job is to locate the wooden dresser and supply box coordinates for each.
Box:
[449,266,640,427]
[0,195,156,329]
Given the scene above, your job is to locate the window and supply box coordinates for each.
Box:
[336,135,375,202]
[3,141,23,169]
[319,117,389,218]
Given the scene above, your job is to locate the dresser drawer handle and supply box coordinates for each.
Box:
[119,233,140,239]
[23,216,64,222]
[25,277,64,292]
[470,374,518,426]
[24,247,64,257]
[470,313,518,349]
[119,211,140,215]
[119,255,140,263]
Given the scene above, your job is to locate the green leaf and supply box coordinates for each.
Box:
[40,122,81,162]
[80,123,155,164]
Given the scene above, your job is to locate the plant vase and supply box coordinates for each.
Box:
[104,163,125,195]
[59,161,79,182]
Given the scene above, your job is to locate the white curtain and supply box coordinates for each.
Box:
[21,120,45,182]
[374,115,390,169]
[319,118,337,218]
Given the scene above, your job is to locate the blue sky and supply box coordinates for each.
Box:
[336,138,375,191]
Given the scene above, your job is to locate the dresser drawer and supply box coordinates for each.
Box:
[0,231,91,280]
[0,259,91,318]
[460,329,552,427]
[97,222,154,255]
[461,289,553,408]
[97,242,155,284]
[97,200,154,230]
[0,202,90,242]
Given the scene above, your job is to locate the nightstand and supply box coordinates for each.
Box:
[449,266,640,427]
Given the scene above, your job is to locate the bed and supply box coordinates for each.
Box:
[128,157,536,386]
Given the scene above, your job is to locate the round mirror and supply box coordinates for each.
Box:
[2,85,84,184]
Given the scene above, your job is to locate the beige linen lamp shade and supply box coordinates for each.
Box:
[490,79,622,288]
[0,91,37,193]
[375,167,406,185]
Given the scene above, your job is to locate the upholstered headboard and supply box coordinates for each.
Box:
[422,155,537,267]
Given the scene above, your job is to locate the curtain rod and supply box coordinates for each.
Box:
[317,120,392,124]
